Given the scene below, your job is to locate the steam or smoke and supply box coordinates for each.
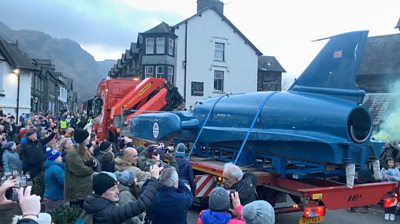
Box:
[373,81,400,141]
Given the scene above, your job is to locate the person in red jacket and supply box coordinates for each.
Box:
[196,187,244,224]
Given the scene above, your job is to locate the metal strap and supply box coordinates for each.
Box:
[234,92,277,164]
[187,94,228,159]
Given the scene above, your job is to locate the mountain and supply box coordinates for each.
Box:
[0,21,116,101]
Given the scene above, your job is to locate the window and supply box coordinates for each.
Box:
[214,42,225,61]
[40,77,44,91]
[191,81,204,96]
[146,38,154,54]
[156,37,165,54]
[145,66,154,78]
[167,66,174,83]
[155,66,164,78]
[33,75,41,91]
[168,38,174,55]
[214,70,224,92]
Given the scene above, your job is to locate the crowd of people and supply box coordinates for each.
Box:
[379,142,400,221]
[0,111,275,224]
[0,109,400,223]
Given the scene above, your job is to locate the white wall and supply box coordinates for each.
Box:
[175,9,258,108]
[0,60,32,117]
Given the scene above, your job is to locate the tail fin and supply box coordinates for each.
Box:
[289,31,369,104]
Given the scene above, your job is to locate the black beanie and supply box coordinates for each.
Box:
[99,141,112,153]
[93,172,118,196]
[74,129,89,144]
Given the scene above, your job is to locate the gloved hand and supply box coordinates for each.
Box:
[84,159,98,168]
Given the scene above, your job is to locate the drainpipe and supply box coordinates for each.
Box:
[183,20,188,105]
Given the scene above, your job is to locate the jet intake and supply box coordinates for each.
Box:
[347,107,371,143]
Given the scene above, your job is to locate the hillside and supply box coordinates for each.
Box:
[0,21,116,101]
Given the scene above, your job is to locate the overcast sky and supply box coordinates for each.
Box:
[1,0,399,79]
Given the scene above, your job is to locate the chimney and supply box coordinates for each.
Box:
[197,0,224,14]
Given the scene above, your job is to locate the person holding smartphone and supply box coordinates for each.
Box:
[0,178,48,224]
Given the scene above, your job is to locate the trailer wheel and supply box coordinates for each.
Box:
[257,186,280,207]
[289,195,302,204]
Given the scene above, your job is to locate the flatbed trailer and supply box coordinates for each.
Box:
[128,30,399,224]
[188,155,397,224]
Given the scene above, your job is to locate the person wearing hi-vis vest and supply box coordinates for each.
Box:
[60,117,68,132]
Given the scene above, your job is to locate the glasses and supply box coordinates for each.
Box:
[130,154,138,158]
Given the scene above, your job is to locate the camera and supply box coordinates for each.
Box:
[1,171,31,188]
[1,171,32,202]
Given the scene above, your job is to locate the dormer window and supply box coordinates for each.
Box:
[146,38,154,54]
[156,37,165,54]
[168,38,174,55]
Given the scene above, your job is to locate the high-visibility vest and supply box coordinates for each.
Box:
[60,120,67,129]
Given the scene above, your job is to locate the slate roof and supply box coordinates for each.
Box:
[358,33,400,75]
[143,22,174,34]
[62,76,73,90]
[362,93,399,124]
[0,38,38,71]
[174,8,262,56]
[130,42,139,54]
[258,56,286,73]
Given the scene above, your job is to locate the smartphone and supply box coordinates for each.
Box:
[226,189,236,195]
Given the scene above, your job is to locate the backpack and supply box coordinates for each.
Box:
[242,172,257,188]
[74,211,93,224]
[242,172,258,198]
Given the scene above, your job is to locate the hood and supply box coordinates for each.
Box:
[201,210,231,224]
[83,195,113,214]
[3,149,16,154]
[44,160,64,169]
[114,157,133,169]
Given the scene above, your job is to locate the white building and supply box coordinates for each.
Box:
[109,0,264,109]
[0,38,37,121]
[174,1,262,107]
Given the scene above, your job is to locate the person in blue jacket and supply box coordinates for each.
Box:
[175,143,195,195]
[43,147,65,213]
[149,167,194,224]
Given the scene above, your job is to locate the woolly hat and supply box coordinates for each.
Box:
[46,147,61,161]
[99,141,112,153]
[3,141,16,151]
[74,129,89,144]
[242,200,275,224]
[175,143,186,158]
[115,170,136,186]
[92,172,118,196]
[209,187,230,212]
[102,151,114,163]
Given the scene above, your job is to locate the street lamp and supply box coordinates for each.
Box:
[13,68,20,124]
